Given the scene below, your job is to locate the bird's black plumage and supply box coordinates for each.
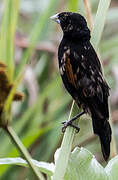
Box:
[51,12,112,161]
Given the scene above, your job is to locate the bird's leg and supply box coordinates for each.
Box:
[62,111,85,133]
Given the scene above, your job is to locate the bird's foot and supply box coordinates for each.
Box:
[61,111,85,133]
[62,121,80,133]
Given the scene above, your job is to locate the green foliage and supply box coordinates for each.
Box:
[64,148,107,180]
[67,0,78,12]
[0,0,118,179]
[105,155,118,180]
[0,0,19,81]
[91,0,111,50]
[0,157,54,176]
[16,0,59,76]
[1,147,118,180]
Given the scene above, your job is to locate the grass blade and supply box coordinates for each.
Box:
[91,0,111,50]
[0,0,19,81]
[16,0,59,76]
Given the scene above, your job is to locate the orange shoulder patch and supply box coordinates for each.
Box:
[65,57,77,87]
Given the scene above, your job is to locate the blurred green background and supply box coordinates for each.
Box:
[0,0,118,179]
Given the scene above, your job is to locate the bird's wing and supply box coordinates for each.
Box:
[60,49,78,88]
[60,45,110,103]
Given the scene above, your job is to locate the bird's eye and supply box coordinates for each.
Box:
[61,16,66,21]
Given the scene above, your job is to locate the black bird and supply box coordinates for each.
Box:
[51,12,111,161]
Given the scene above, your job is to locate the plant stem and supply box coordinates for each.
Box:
[91,0,111,50]
[83,0,93,30]
[4,125,45,180]
[53,101,79,180]
[109,110,117,158]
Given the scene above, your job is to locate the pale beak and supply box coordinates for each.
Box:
[50,13,60,24]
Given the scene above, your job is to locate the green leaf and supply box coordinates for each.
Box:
[16,0,59,76]
[52,102,80,180]
[54,147,118,180]
[0,157,54,176]
[64,147,108,180]
[67,0,78,12]
[0,0,19,80]
[1,148,118,180]
[91,0,111,50]
[105,155,118,180]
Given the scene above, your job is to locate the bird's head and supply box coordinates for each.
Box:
[50,12,90,41]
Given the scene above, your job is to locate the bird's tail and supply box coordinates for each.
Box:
[92,116,112,161]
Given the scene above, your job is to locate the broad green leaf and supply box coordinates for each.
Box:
[55,147,118,180]
[105,155,118,180]
[64,147,108,180]
[1,147,118,180]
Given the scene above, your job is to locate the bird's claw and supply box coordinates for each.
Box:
[61,121,71,133]
[61,121,80,133]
